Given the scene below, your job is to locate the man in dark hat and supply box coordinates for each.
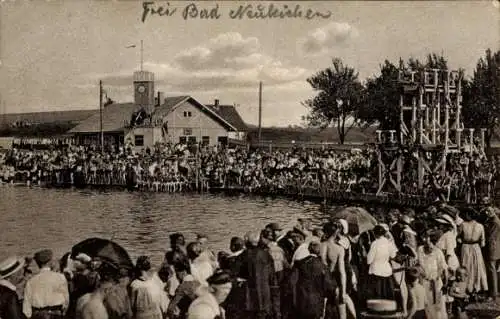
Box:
[265,223,283,243]
[239,231,276,319]
[23,249,69,319]
[0,255,26,319]
[222,237,247,319]
[187,270,233,319]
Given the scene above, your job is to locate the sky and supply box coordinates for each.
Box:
[0,1,498,127]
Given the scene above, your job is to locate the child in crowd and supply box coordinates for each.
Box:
[406,267,427,319]
[449,267,469,319]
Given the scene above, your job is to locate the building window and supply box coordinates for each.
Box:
[188,136,197,145]
[179,136,187,144]
[183,111,192,117]
[202,136,210,146]
[183,128,193,136]
[218,136,228,146]
[134,135,144,146]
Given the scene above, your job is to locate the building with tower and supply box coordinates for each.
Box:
[69,70,248,151]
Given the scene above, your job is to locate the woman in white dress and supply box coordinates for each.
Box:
[436,215,460,274]
[129,256,169,319]
[417,230,448,319]
[457,208,488,295]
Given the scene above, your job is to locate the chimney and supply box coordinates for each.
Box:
[213,99,220,111]
[156,91,165,106]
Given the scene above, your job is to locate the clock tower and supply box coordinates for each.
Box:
[133,70,155,113]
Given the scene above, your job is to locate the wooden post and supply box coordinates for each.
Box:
[396,156,402,192]
[412,96,417,142]
[258,82,262,144]
[456,74,462,148]
[399,95,404,143]
[99,80,104,153]
[418,153,424,191]
[195,145,199,192]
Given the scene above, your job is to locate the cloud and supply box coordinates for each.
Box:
[174,32,262,71]
[298,22,359,56]
[82,32,309,93]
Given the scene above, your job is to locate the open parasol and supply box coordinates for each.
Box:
[331,206,377,236]
[71,238,134,270]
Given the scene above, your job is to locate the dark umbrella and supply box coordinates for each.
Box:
[71,238,134,270]
[330,206,377,236]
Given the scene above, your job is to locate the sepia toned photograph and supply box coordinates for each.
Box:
[0,1,499,318]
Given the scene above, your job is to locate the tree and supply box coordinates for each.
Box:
[462,48,500,148]
[358,53,449,131]
[302,58,364,144]
[357,60,400,130]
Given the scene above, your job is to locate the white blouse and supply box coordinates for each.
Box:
[367,237,398,277]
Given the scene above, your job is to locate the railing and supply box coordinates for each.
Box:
[250,140,369,151]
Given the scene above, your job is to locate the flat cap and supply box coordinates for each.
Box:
[266,223,282,231]
[34,249,53,265]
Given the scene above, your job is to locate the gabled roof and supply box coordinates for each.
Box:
[152,96,191,118]
[69,96,241,134]
[69,103,137,133]
[205,104,248,131]
[0,110,96,129]
[154,96,239,131]
[184,98,238,131]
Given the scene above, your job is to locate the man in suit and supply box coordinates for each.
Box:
[483,205,500,300]
[239,231,277,319]
[0,256,26,319]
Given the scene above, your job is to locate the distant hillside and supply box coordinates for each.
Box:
[247,126,377,144]
[0,110,96,137]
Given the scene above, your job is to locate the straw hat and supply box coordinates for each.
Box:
[400,215,413,225]
[338,219,349,235]
[435,214,455,226]
[0,256,25,279]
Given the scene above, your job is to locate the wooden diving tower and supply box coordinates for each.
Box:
[376,65,487,200]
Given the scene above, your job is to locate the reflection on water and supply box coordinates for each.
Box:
[0,187,328,266]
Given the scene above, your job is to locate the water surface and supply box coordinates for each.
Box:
[0,187,326,266]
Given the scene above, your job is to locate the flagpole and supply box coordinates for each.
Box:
[100,80,104,152]
[140,40,143,71]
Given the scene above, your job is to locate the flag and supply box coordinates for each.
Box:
[102,88,113,107]
[101,89,108,105]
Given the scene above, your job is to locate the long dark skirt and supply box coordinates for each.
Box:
[367,274,396,301]
[412,309,426,319]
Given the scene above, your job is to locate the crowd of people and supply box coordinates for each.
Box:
[0,142,497,202]
[2,201,500,319]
